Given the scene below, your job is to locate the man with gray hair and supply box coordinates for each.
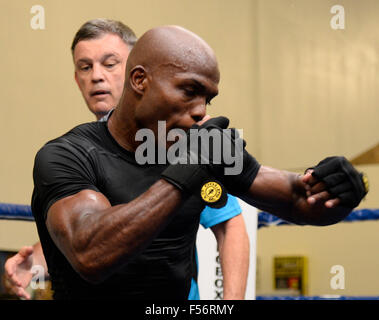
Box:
[71,19,137,119]
[5,19,250,300]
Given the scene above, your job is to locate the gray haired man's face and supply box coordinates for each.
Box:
[73,33,130,119]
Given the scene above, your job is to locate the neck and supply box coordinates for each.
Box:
[107,105,139,152]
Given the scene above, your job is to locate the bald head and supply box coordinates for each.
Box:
[125,26,219,85]
[111,26,220,148]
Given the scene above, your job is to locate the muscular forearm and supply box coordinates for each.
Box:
[47,180,182,283]
[212,215,249,300]
[240,166,351,226]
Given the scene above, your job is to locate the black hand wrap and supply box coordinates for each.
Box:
[311,156,369,208]
[218,134,261,195]
[161,117,229,208]
[191,118,261,196]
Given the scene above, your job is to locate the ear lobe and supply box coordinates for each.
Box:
[129,65,147,95]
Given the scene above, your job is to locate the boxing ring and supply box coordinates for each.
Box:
[1,202,379,300]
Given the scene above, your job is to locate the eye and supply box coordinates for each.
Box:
[183,86,197,97]
[79,64,91,71]
[184,89,195,96]
[104,60,119,69]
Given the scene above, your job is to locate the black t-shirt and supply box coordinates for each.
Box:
[32,120,205,300]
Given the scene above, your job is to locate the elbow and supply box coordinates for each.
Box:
[70,248,135,285]
[72,261,107,284]
[71,252,110,285]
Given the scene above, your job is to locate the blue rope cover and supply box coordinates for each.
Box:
[257,208,379,229]
[1,203,379,227]
[0,203,34,221]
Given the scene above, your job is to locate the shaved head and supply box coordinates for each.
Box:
[125,25,219,84]
[109,25,220,151]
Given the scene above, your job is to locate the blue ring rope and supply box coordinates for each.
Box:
[257,208,379,229]
[0,203,34,221]
[1,203,379,226]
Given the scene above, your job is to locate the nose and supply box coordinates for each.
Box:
[91,63,105,83]
[190,100,207,123]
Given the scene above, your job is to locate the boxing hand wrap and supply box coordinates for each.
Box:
[310,156,369,208]
[161,116,231,208]
[161,164,227,208]
[202,125,261,196]
[188,117,261,196]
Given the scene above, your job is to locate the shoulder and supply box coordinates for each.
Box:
[33,122,105,177]
[36,122,102,157]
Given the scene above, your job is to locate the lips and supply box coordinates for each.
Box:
[91,90,111,97]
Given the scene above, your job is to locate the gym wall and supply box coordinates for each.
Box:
[0,0,378,297]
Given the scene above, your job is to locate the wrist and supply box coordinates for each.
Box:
[161,164,228,208]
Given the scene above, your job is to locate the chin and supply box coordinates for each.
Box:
[88,102,113,118]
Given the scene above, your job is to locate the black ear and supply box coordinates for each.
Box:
[129,65,147,95]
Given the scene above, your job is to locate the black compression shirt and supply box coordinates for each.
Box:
[32,120,205,300]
